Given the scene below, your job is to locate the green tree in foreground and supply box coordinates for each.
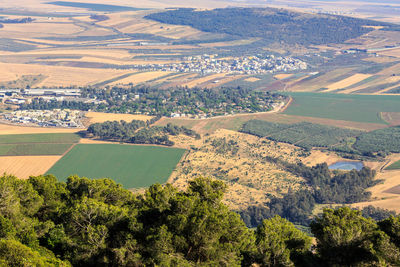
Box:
[0,174,400,266]
[311,207,400,266]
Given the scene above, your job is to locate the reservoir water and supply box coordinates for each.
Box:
[329,161,364,171]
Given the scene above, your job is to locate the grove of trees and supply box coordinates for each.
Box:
[0,175,399,266]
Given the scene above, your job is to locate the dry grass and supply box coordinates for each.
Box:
[0,156,62,179]
[244,77,261,82]
[352,154,400,213]
[325,74,372,92]
[182,73,226,88]
[110,71,172,85]
[302,150,343,166]
[0,22,83,38]
[85,112,152,124]
[169,129,306,210]
[378,49,400,58]
[274,74,293,80]
[0,62,130,87]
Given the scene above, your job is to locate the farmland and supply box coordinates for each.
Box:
[386,160,400,170]
[241,120,400,157]
[46,144,186,188]
[0,155,62,179]
[0,133,80,156]
[283,93,400,124]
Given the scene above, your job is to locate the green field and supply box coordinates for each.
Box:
[46,144,186,188]
[283,93,400,124]
[0,133,80,156]
[386,160,400,170]
[0,143,74,156]
[0,133,80,144]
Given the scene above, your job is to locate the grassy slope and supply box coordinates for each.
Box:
[46,144,186,188]
[283,93,400,124]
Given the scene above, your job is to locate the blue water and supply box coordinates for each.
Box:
[329,161,364,171]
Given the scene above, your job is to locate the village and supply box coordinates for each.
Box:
[132,54,308,74]
[1,109,84,128]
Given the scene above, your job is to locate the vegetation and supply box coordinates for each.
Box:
[87,118,199,146]
[0,133,80,144]
[353,126,400,155]
[0,133,80,156]
[46,144,186,188]
[283,92,400,124]
[21,86,286,117]
[0,143,74,156]
[240,162,378,227]
[241,120,360,150]
[0,175,399,266]
[145,8,396,46]
[360,205,397,221]
[241,120,400,157]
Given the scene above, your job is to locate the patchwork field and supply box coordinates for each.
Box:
[46,144,186,188]
[283,93,400,124]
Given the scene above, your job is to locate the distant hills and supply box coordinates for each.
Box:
[146,7,399,46]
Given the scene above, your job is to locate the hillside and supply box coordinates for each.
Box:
[146,7,398,46]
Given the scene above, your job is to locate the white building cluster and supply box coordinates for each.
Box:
[133,54,307,74]
[2,109,84,128]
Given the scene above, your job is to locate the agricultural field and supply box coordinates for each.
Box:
[283,93,400,124]
[0,133,80,156]
[46,144,186,189]
[386,160,400,170]
[85,111,152,124]
[0,155,62,179]
[240,120,362,150]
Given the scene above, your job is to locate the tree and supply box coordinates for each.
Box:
[252,216,312,266]
[311,207,400,266]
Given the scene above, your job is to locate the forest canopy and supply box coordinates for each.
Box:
[0,175,399,266]
[146,8,397,46]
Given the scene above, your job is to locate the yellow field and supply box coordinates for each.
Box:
[85,112,152,124]
[351,154,400,213]
[0,123,80,135]
[274,74,293,80]
[302,150,343,166]
[182,73,226,88]
[325,73,372,92]
[0,156,62,179]
[204,75,245,88]
[378,48,400,58]
[110,71,172,85]
[0,62,131,87]
[244,77,261,82]
[0,22,83,38]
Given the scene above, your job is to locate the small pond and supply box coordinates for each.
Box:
[328,161,364,171]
